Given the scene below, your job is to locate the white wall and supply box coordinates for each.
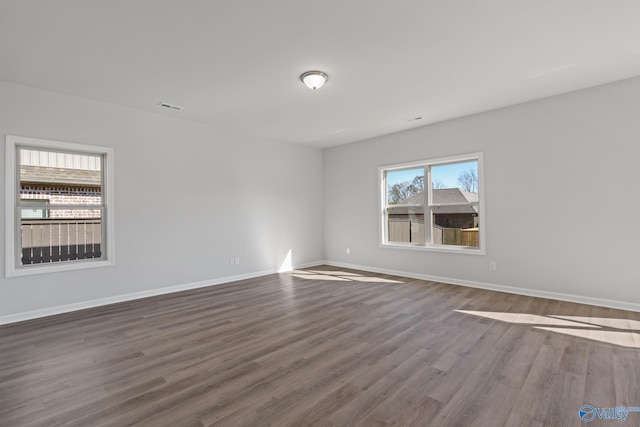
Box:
[323,76,640,310]
[0,81,324,321]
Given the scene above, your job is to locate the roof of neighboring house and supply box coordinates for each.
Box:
[20,165,101,187]
[387,188,478,215]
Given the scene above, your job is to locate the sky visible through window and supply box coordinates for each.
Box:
[387,161,477,190]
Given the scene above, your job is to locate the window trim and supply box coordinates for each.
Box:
[5,135,115,277]
[378,152,485,255]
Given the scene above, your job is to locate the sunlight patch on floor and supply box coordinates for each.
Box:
[456,310,640,349]
[455,310,600,327]
[289,274,351,281]
[305,270,362,276]
[549,315,640,330]
[535,327,640,349]
[288,270,404,284]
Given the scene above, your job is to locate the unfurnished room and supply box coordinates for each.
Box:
[1,2,639,426]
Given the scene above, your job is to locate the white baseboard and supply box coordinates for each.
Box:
[322,260,640,313]
[3,259,637,325]
[0,260,324,326]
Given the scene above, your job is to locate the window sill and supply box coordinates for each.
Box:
[380,242,485,255]
[5,258,114,278]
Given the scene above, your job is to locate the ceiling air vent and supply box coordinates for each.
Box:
[157,102,184,111]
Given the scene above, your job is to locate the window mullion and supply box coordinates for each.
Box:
[425,165,431,246]
[17,203,105,209]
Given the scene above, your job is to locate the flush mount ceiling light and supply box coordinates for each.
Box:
[300,71,328,90]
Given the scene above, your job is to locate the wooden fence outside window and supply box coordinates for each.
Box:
[20,219,102,264]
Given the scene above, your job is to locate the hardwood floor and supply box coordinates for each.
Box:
[1,266,639,426]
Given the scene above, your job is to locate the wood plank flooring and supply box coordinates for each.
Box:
[1,266,639,426]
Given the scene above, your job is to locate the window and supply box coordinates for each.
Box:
[379,153,484,254]
[5,135,114,277]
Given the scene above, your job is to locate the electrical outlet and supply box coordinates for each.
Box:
[229,257,234,266]
[346,247,350,255]
[234,257,240,265]
[489,261,497,271]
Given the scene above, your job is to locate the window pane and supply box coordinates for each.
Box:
[386,168,424,244]
[19,148,102,205]
[17,147,104,264]
[20,209,102,265]
[430,160,479,247]
[20,199,48,219]
[430,160,478,192]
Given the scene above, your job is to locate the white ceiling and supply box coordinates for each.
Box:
[2,1,640,148]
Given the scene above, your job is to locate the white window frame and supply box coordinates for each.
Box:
[379,152,485,255]
[5,135,115,277]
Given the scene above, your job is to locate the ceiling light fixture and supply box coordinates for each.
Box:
[300,71,328,90]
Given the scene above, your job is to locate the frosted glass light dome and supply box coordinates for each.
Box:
[300,71,328,90]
